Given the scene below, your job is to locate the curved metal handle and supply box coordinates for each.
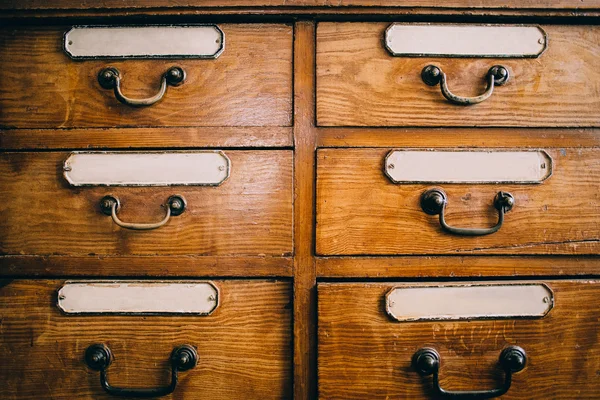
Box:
[98,66,185,107]
[100,195,186,231]
[85,344,197,398]
[413,346,527,399]
[422,65,509,105]
[421,188,514,236]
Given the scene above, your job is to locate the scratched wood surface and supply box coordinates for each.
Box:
[0,24,292,130]
[0,151,293,258]
[1,0,599,9]
[317,23,600,127]
[316,148,600,255]
[318,280,600,399]
[0,279,292,399]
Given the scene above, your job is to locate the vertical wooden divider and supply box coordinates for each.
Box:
[293,21,317,400]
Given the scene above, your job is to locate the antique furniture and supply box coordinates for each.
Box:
[1,1,599,398]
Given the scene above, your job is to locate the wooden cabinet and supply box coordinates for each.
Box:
[319,280,600,399]
[0,280,293,399]
[0,4,599,399]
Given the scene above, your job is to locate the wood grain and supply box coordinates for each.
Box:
[316,148,600,255]
[317,127,600,148]
[1,0,600,9]
[316,256,600,277]
[317,23,600,127]
[293,21,318,400]
[0,24,292,130]
[0,279,292,399]
[0,151,293,258]
[0,127,293,150]
[0,255,292,277]
[318,280,600,399]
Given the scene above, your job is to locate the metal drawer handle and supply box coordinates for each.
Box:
[421,65,509,105]
[100,195,186,231]
[85,344,197,398]
[421,188,514,236]
[412,346,527,399]
[98,66,185,107]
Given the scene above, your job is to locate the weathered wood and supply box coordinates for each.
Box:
[317,23,600,127]
[0,279,292,399]
[293,21,318,400]
[0,127,293,150]
[0,24,292,130]
[0,256,293,277]
[317,256,600,277]
[318,280,600,399]
[0,151,293,259]
[1,0,600,9]
[316,148,600,255]
[317,127,600,148]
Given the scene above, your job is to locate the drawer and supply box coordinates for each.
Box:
[316,148,600,255]
[0,24,292,130]
[0,279,292,399]
[318,280,600,399]
[0,150,292,259]
[317,23,600,127]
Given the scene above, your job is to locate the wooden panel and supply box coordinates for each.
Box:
[292,21,318,400]
[0,24,292,130]
[0,280,292,399]
[317,127,600,148]
[316,148,600,255]
[0,151,293,258]
[0,127,293,150]
[0,255,293,277]
[318,280,600,399]
[317,23,600,127]
[316,256,600,278]
[1,0,600,9]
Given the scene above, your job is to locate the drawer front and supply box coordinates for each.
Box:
[316,148,600,255]
[318,280,600,399]
[317,23,600,127]
[0,24,292,129]
[0,151,292,258]
[0,279,292,399]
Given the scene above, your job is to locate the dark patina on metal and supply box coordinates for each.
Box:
[412,346,527,399]
[421,188,514,236]
[85,344,198,398]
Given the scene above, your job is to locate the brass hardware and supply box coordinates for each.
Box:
[85,344,197,398]
[421,188,514,236]
[421,65,509,105]
[412,346,527,399]
[100,195,186,230]
[97,66,185,107]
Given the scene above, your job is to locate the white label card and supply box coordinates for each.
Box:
[386,283,553,322]
[385,24,547,58]
[64,151,230,187]
[64,25,224,59]
[385,150,552,184]
[58,281,219,315]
